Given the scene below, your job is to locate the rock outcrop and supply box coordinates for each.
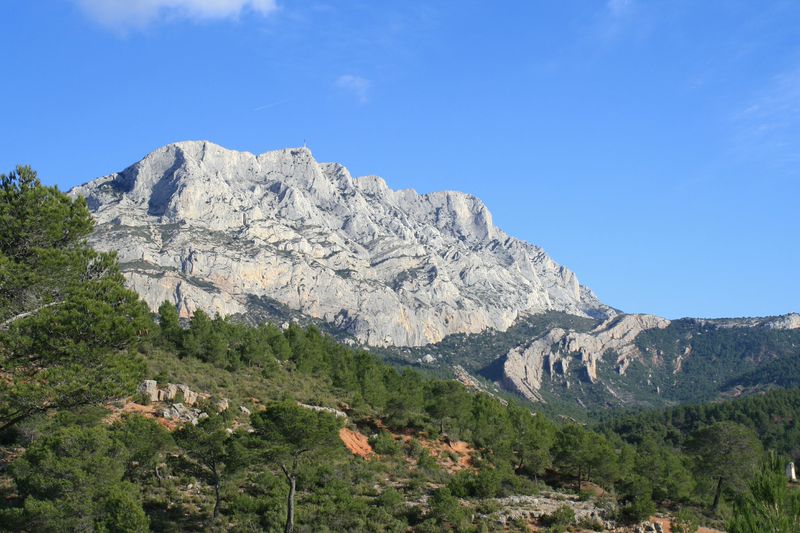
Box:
[766,313,800,330]
[297,402,347,419]
[71,141,614,346]
[503,314,670,401]
[136,380,208,407]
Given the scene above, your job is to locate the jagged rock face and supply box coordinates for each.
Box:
[770,313,800,330]
[503,314,670,401]
[71,141,614,347]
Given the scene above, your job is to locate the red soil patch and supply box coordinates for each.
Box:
[651,517,673,533]
[339,428,374,459]
[398,434,475,472]
[104,401,178,431]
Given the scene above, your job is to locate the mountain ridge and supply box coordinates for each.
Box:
[71,140,614,347]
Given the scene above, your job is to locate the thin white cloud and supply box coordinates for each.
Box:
[335,74,372,104]
[253,99,288,112]
[732,66,800,170]
[76,0,277,30]
[607,0,633,18]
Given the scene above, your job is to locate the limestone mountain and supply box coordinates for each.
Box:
[71,141,614,347]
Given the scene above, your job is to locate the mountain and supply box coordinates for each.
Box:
[70,141,614,347]
[71,141,800,411]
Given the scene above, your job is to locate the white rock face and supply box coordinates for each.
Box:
[71,141,614,346]
[503,314,670,401]
[767,313,800,330]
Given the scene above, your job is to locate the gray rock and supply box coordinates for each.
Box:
[503,314,670,401]
[138,380,158,403]
[240,405,252,416]
[297,402,347,418]
[162,383,179,401]
[161,402,205,425]
[176,384,198,406]
[70,141,615,347]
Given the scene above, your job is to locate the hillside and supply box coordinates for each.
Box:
[380,312,800,415]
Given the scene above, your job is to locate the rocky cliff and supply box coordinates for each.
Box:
[71,141,614,346]
[502,314,670,401]
[500,312,800,405]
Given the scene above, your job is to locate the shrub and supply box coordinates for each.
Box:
[375,488,403,514]
[619,496,656,524]
[541,505,576,527]
[577,515,605,531]
[370,431,402,456]
[673,508,700,533]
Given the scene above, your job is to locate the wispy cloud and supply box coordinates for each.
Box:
[253,99,288,112]
[598,0,641,41]
[75,0,277,31]
[607,0,634,18]
[335,74,372,104]
[733,65,800,169]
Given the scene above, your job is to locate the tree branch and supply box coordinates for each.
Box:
[0,301,62,330]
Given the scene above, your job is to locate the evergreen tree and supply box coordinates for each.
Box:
[111,413,175,481]
[174,414,241,521]
[7,424,149,532]
[0,166,150,431]
[689,421,763,513]
[250,400,341,533]
[507,404,554,477]
[157,300,182,349]
[728,454,800,533]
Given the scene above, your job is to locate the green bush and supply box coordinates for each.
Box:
[619,496,656,524]
[673,508,701,533]
[541,504,576,527]
[577,515,605,531]
[370,431,402,455]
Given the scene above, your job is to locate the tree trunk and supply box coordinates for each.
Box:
[576,467,582,493]
[712,476,723,513]
[285,475,296,533]
[281,465,296,533]
[213,479,221,518]
[0,301,62,330]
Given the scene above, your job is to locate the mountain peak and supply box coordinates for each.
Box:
[71,141,615,346]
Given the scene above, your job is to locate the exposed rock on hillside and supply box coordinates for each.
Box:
[71,141,613,346]
[703,312,800,330]
[503,314,670,401]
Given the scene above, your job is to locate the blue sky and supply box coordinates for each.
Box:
[1,0,798,319]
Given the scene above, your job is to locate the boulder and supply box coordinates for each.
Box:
[177,384,198,406]
[161,403,206,425]
[138,380,159,403]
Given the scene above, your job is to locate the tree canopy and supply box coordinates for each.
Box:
[0,166,150,432]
